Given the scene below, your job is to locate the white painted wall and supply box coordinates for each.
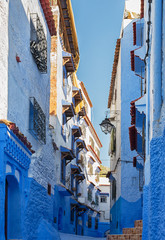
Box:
[0,1,9,119]
[99,178,110,223]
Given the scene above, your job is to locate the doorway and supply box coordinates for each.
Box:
[5,175,22,239]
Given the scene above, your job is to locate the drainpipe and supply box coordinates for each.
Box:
[150,0,162,135]
[144,0,152,185]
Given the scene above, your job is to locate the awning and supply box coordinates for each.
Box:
[95,166,101,173]
[57,184,73,196]
[60,146,75,160]
[130,50,135,71]
[88,181,95,189]
[76,139,87,151]
[135,94,146,115]
[75,173,85,182]
[109,173,116,182]
[100,193,110,196]
[62,51,75,72]
[62,100,75,119]
[72,125,82,138]
[70,197,79,205]
[71,164,81,174]
[77,205,87,212]
[129,125,137,151]
[72,87,83,105]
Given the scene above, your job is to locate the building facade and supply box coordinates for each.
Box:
[98,177,110,236]
[0,0,103,239]
[107,0,144,234]
[0,0,60,239]
[49,0,103,237]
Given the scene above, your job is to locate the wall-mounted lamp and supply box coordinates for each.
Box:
[99,117,115,135]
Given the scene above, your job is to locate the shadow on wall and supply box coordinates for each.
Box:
[37,219,61,240]
[8,0,30,124]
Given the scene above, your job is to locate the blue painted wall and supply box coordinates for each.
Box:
[143,129,165,240]
[110,197,142,234]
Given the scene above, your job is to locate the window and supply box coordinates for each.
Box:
[71,173,74,191]
[84,100,88,115]
[61,158,66,185]
[81,123,86,138]
[112,179,116,200]
[95,194,99,206]
[100,196,107,203]
[48,183,51,196]
[70,204,75,223]
[110,128,116,154]
[71,134,75,151]
[88,163,93,175]
[95,147,100,158]
[89,137,94,149]
[95,217,98,230]
[88,215,92,228]
[95,172,99,183]
[88,189,92,202]
[30,14,47,73]
[62,113,67,141]
[29,97,46,144]
[62,67,68,97]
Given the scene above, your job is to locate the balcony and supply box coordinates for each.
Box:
[0,122,33,170]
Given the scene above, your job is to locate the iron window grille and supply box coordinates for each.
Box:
[30,13,47,73]
[29,97,46,144]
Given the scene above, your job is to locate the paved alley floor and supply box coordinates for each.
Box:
[59,232,106,240]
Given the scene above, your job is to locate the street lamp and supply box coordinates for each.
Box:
[99,117,115,134]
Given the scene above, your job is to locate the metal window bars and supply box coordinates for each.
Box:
[29,97,46,144]
[30,14,47,73]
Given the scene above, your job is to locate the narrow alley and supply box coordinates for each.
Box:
[0,0,165,239]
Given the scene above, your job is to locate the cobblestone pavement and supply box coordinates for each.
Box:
[59,232,106,240]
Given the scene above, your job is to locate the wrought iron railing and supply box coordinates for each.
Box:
[30,14,47,73]
[29,97,46,144]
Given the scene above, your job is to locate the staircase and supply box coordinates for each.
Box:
[107,220,143,240]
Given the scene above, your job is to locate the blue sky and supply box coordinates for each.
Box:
[71,0,125,167]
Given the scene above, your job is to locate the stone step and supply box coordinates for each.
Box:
[134,220,143,228]
[107,234,142,240]
[122,227,142,235]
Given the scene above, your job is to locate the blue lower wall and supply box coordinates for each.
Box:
[142,185,149,240]
[24,179,60,240]
[143,129,165,240]
[98,222,110,237]
[110,197,142,234]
